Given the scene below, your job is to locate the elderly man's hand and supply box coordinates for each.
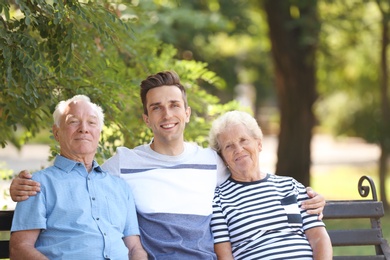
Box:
[10,170,40,202]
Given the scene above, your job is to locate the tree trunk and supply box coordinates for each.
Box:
[377,0,390,210]
[263,0,319,186]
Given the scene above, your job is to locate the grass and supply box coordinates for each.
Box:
[312,165,390,256]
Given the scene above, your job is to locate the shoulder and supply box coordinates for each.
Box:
[115,146,137,155]
[106,173,130,190]
[268,173,294,182]
[185,143,219,159]
[269,174,306,191]
[30,166,56,181]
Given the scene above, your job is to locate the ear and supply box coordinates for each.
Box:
[142,113,150,127]
[257,139,262,152]
[52,125,59,141]
[185,106,191,123]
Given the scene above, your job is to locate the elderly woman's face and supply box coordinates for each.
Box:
[218,123,262,176]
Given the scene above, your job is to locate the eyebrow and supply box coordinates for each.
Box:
[148,100,182,107]
[66,114,98,120]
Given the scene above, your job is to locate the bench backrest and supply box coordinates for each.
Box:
[323,176,390,260]
[0,210,13,259]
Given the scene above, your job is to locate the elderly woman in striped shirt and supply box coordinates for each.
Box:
[209,111,332,260]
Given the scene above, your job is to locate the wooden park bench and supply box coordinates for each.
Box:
[323,175,390,259]
[0,210,13,259]
[0,175,389,259]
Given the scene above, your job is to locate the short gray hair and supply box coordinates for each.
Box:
[209,110,263,153]
[52,95,104,131]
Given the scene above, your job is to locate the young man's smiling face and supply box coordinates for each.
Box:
[143,85,191,147]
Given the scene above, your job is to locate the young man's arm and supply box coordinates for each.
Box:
[10,229,48,260]
[12,170,326,219]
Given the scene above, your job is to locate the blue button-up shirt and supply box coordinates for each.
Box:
[11,155,140,260]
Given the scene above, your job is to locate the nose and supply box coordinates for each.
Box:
[78,121,89,133]
[233,144,244,153]
[162,107,173,119]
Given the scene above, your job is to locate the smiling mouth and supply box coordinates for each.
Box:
[235,155,248,161]
[161,123,176,129]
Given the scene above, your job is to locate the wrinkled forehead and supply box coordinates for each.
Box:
[63,101,98,119]
[218,123,250,141]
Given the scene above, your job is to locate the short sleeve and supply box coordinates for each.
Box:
[211,191,230,244]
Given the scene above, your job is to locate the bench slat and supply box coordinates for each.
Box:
[333,256,386,260]
[0,211,13,259]
[323,201,384,219]
[0,241,10,258]
[0,211,13,230]
[328,229,383,246]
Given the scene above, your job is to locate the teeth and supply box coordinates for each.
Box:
[162,124,175,129]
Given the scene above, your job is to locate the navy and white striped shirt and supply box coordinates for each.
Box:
[211,173,325,260]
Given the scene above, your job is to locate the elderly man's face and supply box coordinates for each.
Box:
[53,100,101,160]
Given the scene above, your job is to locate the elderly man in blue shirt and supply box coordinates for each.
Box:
[10,95,147,260]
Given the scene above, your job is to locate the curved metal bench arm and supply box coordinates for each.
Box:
[358,175,378,201]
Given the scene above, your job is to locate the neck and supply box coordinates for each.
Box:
[83,161,94,172]
[150,139,185,156]
[60,153,94,172]
[231,170,266,182]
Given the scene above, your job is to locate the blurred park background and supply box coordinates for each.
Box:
[2,0,390,206]
[2,0,390,255]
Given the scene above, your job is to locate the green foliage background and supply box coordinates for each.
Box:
[1,0,390,189]
[0,0,242,163]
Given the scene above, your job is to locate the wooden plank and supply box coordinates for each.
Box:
[0,211,13,259]
[333,256,385,260]
[0,210,14,230]
[328,229,383,246]
[324,201,384,219]
[0,241,10,259]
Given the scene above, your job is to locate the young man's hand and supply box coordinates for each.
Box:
[10,170,40,202]
[302,187,325,220]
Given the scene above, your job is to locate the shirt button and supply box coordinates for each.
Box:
[92,197,95,200]
[96,217,100,221]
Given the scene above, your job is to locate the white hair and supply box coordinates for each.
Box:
[52,95,104,131]
[209,110,263,153]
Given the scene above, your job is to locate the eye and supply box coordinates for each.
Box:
[171,102,181,108]
[241,138,250,143]
[224,144,232,151]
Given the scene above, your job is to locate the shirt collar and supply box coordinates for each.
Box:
[54,155,103,173]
